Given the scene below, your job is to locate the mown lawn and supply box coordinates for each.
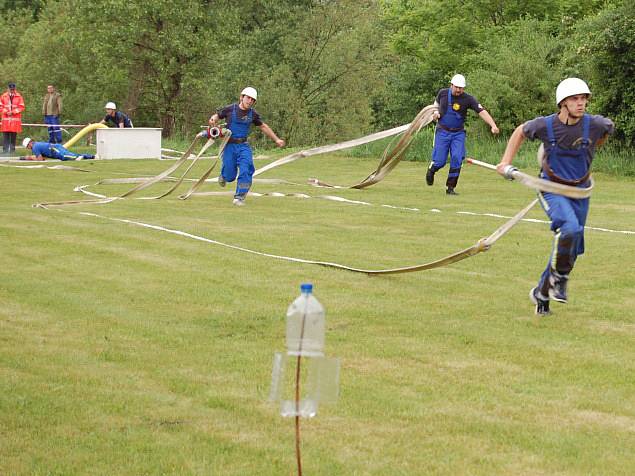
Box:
[1,150,634,475]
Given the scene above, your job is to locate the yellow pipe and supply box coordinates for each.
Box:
[63,123,109,149]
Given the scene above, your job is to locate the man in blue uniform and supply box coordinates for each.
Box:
[427,74,499,195]
[100,102,133,128]
[207,87,285,206]
[21,137,95,161]
[497,78,614,315]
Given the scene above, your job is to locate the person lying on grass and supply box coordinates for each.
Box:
[20,137,95,161]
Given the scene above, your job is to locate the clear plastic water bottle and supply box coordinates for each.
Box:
[286,283,325,357]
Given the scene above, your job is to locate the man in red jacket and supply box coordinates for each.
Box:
[1,82,25,155]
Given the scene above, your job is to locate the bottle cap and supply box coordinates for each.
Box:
[300,283,313,293]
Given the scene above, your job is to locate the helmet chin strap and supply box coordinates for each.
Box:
[239,96,254,110]
[559,104,582,125]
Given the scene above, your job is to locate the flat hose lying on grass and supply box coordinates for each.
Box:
[33,133,230,208]
[34,105,435,206]
[73,199,538,276]
[33,107,551,275]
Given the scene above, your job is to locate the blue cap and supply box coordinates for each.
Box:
[300,283,313,293]
[8,82,16,89]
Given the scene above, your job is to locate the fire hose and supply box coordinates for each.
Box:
[466,158,594,199]
[34,129,231,208]
[73,198,537,276]
[250,105,438,189]
[32,108,545,275]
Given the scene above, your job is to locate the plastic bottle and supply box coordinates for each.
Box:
[286,283,325,357]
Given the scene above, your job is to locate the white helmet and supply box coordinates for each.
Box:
[450,74,466,88]
[556,78,591,106]
[22,137,32,147]
[104,101,117,109]
[240,87,257,101]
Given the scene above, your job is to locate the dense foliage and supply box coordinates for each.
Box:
[0,0,632,147]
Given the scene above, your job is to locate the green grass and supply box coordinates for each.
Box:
[1,150,634,475]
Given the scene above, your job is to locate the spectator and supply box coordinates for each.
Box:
[42,84,63,143]
[0,82,25,155]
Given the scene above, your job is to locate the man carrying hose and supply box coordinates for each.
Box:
[207,87,285,206]
[496,78,613,315]
[426,74,499,195]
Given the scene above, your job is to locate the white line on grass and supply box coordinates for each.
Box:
[456,211,635,235]
[78,212,351,266]
[69,186,635,235]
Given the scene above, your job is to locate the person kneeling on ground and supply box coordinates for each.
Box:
[20,137,95,161]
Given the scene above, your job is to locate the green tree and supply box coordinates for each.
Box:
[64,0,233,136]
[567,1,635,144]
[10,0,236,137]
[8,0,387,144]
[225,0,387,145]
[0,0,42,68]
[0,0,44,19]
[463,18,564,134]
[379,0,564,124]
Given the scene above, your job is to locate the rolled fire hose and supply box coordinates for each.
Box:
[32,105,602,275]
[179,130,231,199]
[33,110,542,276]
[250,105,438,188]
[43,118,419,205]
[252,124,412,178]
[39,105,434,205]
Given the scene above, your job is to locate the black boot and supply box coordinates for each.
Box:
[549,271,569,303]
[446,167,461,193]
[425,165,436,186]
[530,287,551,315]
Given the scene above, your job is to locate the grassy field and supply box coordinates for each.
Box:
[1,148,634,475]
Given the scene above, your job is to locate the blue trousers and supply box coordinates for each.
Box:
[537,192,589,294]
[48,145,94,161]
[45,115,62,143]
[221,143,254,198]
[431,129,466,188]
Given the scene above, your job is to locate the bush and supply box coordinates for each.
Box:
[567,2,635,145]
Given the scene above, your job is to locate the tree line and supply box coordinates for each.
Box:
[1,0,632,148]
